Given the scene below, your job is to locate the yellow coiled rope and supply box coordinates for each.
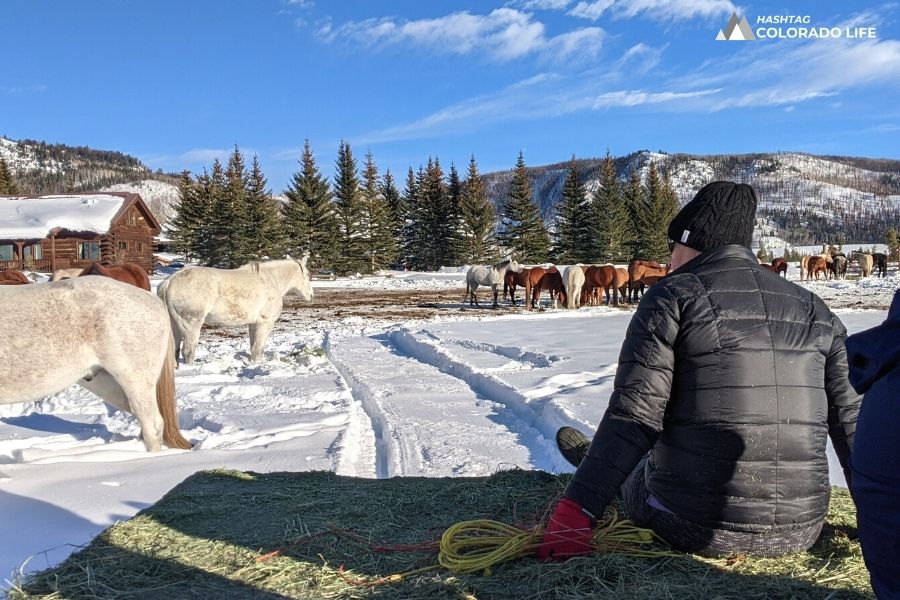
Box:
[386,507,680,581]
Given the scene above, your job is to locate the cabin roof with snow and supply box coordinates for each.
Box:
[0,192,160,240]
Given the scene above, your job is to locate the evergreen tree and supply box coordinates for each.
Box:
[417,158,453,270]
[196,160,227,266]
[282,140,339,270]
[498,151,549,262]
[590,151,628,262]
[359,151,397,272]
[399,166,419,269]
[886,227,900,263]
[0,156,17,194]
[380,169,404,252]
[553,156,589,263]
[641,162,679,262]
[622,170,646,258]
[446,162,464,265]
[459,155,496,264]
[246,155,284,259]
[208,146,252,267]
[655,167,681,257]
[168,169,206,261]
[333,141,364,274]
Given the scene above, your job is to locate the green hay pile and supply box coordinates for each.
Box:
[9,469,873,599]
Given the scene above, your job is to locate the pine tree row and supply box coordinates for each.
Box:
[167,142,683,274]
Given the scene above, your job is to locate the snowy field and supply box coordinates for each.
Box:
[1,265,897,587]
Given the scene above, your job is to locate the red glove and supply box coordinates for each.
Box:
[537,498,595,561]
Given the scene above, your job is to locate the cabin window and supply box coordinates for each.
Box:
[78,241,101,261]
[118,241,128,250]
[23,244,43,260]
[0,245,12,261]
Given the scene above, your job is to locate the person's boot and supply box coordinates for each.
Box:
[556,426,591,467]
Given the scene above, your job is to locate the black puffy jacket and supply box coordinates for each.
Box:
[566,245,860,533]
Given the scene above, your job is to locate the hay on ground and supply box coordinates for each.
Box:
[8,469,873,599]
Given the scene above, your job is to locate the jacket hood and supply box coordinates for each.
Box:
[845,290,900,394]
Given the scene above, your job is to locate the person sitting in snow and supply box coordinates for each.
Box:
[844,290,900,599]
[538,181,860,559]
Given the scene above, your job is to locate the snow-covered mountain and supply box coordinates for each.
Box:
[0,136,179,224]
[100,179,180,226]
[484,150,900,246]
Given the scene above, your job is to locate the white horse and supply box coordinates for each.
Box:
[51,267,84,281]
[0,277,191,451]
[851,252,874,278]
[563,265,586,309]
[464,258,523,308]
[157,257,313,364]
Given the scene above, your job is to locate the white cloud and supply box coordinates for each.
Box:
[513,0,572,9]
[615,43,665,73]
[287,0,314,8]
[1,84,47,94]
[316,8,604,63]
[591,88,720,108]
[706,38,900,110]
[360,72,718,143]
[568,0,735,21]
[568,0,615,21]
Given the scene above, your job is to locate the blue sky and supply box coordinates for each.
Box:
[2,0,899,190]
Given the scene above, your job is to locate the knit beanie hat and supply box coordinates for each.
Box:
[667,181,757,253]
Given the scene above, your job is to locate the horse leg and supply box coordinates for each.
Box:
[79,369,131,413]
[249,319,276,362]
[88,368,164,451]
[181,319,204,365]
[492,284,500,309]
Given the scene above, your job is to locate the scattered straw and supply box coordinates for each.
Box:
[8,469,873,599]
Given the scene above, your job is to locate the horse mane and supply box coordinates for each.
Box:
[493,259,511,270]
[243,261,262,275]
[83,262,105,276]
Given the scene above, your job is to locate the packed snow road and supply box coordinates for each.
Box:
[0,274,895,585]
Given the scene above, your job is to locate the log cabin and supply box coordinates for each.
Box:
[0,192,160,273]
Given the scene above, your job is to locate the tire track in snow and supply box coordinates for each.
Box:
[440,338,562,369]
[389,330,566,471]
[323,332,384,478]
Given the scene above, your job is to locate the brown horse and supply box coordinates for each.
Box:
[0,270,31,285]
[807,256,828,281]
[80,262,151,291]
[582,265,618,307]
[771,257,788,277]
[627,259,668,302]
[523,266,561,311]
[529,267,566,310]
[614,268,629,302]
[503,268,531,305]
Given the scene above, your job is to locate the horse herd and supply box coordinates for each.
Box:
[797,250,889,281]
[464,258,669,310]
[0,256,313,452]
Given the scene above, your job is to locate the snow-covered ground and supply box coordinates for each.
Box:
[1,267,896,588]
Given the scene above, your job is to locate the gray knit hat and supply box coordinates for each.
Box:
[667,181,757,253]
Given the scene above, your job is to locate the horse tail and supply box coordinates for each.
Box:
[157,276,170,302]
[157,328,192,449]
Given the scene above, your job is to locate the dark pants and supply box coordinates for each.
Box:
[852,469,900,599]
[621,458,823,558]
